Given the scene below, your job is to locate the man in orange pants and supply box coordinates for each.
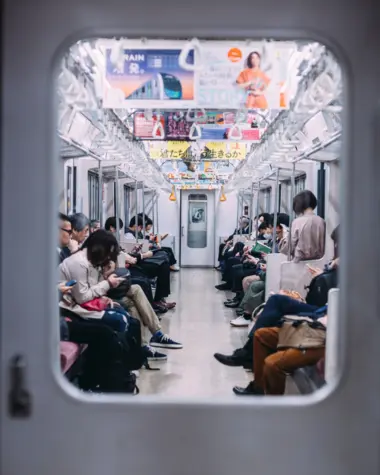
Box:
[233,327,325,396]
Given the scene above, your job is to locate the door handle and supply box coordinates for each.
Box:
[181,226,184,237]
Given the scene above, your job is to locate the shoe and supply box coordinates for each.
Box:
[224,295,240,304]
[160,300,176,309]
[214,352,248,367]
[215,283,232,291]
[170,265,180,272]
[224,300,241,308]
[150,332,183,349]
[230,316,250,327]
[143,346,168,361]
[153,304,168,315]
[131,370,140,378]
[214,266,222,271]
[233,381,264,396]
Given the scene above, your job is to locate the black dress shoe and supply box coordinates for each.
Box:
[215,283,232,291]
[214,353,250,367]
[153,304,168,315]
[224,300,241,308]
[233,381,264,396]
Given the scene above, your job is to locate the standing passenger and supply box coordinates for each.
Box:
[279,190,325,262]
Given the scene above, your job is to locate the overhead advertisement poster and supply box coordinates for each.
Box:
[160,161,233,188]
[104,48,196,109]
[165,111,261,141]
[133,112,166,140]
[133,110,262,141]
[149,141,191,160]
[103,41,294,110]
[197,42,292,110]
[148,141,247,160]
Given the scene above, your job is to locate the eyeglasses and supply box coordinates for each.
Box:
[61,227,72,235]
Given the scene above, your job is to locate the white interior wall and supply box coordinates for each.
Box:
[157,189,180,259]
[77,158,100,215]
[214,190,239,264]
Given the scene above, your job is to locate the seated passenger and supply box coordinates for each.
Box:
[69,213,90,251]
[214,225,339,370]
[279,190,325,262]
[257,222,271,240]
[266,222,284,252]
[216,216,251,270]
[90,219,101,233]
[59,230,182,356]
[58,213,75,262]
[257,213,271,226]
[216,237,267,292]
[124,216,144,240]
[58,219,137,393]
[233,316,326,396]
[229,270,266,327]
[141,215,179,272]
[273,212,290,228]
[105,217,175,310]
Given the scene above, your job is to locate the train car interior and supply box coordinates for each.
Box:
[3,2,380,473]
[56,38,342,397]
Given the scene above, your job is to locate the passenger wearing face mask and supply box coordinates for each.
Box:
[257,222,271,241]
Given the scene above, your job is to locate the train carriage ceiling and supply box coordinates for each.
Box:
[57,38,343,192]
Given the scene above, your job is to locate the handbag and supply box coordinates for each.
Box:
[81,297,109,312]
[277,315,326,350]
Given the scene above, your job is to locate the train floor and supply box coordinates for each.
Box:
[138,268,252,397]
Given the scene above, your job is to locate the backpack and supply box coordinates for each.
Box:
[97,363,139,395]
[117,315,144,371]
[305,268,338,307]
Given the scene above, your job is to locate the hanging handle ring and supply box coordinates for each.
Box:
[186,108,207,122]
[152,113,165,139]
[178,38,203,71]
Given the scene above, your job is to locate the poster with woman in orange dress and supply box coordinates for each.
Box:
[236,51,270,109]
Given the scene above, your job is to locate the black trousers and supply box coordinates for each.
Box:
[66,319,125,392]
[161,246,177,266]
[131,262,171,301]
[218,242,226,262]
[231,264,258,292]
[222,257,241,284]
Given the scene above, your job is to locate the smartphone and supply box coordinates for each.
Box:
[65,280,77,287]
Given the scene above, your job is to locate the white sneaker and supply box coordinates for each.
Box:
[230,316,250,327]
